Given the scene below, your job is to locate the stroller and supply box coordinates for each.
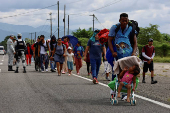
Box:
[108,56,141,105]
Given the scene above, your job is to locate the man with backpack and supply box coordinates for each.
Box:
[107,13,139,100]
[38,35,50,72]
[14,33,27,73]
[142,38,157,84]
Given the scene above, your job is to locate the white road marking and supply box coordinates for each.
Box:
[0,63,3,65]
[72,73,170,109]
[0,69,1,72]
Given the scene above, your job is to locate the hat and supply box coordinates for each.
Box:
[68,47,72,50]
[10,34,14,37]
[148,38,153,42]
[17,33,22,37]
[94,29,100,33]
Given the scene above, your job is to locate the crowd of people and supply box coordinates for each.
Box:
[7,13,157,89]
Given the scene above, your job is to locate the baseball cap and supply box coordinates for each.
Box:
[17,33,22,37]
[94,29,100,33]
[10,34,14,37]
[148,38,153,42]
[68,47,72,50]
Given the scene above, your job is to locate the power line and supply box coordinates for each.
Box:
[67,0,123,16]
[0,3,57,19]
[65,0,84,4]
[94,16,105,28]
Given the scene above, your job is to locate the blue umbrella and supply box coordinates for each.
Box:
[62,35,78,47]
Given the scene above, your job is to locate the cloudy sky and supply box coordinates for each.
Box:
[0,0,170,34]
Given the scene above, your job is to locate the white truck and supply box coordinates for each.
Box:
[0,46,5,55]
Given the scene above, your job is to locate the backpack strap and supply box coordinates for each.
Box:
[115,24,121,35]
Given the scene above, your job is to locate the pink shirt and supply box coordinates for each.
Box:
[120,71,134,84]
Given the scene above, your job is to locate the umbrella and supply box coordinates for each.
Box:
[62,35,78,47]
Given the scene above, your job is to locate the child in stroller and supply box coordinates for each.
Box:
[117,65,140,102]
[108,56,141,105]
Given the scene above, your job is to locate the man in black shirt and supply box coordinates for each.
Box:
[33,37,40,71]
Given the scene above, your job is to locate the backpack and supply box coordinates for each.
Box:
[41,40,49,51]
[115,20,140,48]
[55,43,65,55]
[139,45,155,61]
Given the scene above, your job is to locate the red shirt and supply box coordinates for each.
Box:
[142,45,155,61]
[62,41,68,49]
[27,46,30,54]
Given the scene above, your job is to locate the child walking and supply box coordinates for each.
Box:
[67,47,74,76]
[117,65,140,102]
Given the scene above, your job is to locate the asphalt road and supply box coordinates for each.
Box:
[0,55,169,113]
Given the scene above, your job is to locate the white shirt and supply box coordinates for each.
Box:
[40,41,47,54]
[67,52,74,62]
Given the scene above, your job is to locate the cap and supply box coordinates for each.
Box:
[148,38,153,42]
[94,29,100,33]
[68,47,72,50]
[17,33,22,37]
[10,34,14,37]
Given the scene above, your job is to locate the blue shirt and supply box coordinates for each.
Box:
[73,46,84,59]
[87,40,104,59]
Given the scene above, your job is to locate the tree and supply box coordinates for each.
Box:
[137,24,163,45]
[72,27,93,39]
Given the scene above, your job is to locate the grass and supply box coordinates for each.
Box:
[167,98,170,102]
[163,70,168,72]
[153,56,170,63]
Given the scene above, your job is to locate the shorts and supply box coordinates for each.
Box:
[123,82,128,86]
[143,61,154,72]
[67,61,73,70]
[104,61,112,73]
[54,54,65,64]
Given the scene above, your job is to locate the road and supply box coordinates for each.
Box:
[0,55,169,113]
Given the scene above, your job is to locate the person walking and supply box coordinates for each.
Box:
[38,35,50,72]
[14,33,27,73]
[33,36,40,71]
[51,38,66,76]
[142,38,157,84]
[66,47,74,76]
[49,35,56,72]
[73,41,84,75]
[103,42,111,81]
[62,36,69,74]
[26,43,33,66]
[7,34,16,71]
[84,30,106,84]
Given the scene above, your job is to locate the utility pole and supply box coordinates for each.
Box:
[29,33,34,45]
[57,1,59,38]
[68,15,69,35]
[89,14,95,32]
[35,32,36,41]
[47,12,52,38]
[63,4,66,36]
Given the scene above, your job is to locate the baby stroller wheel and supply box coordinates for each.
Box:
[130,100,133,105]
[111,99,114,105]
[110,96,112,102]
[114,99,118,104]
[133,100,136,105]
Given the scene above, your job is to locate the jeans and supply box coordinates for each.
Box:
[40,54,49,71]
[50,60,56,70]
[90,58,101,79]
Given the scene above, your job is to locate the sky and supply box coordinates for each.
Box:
[0,0,170,34]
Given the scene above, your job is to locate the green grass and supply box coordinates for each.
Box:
[153,56,170,63]
[167,98,170,102]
